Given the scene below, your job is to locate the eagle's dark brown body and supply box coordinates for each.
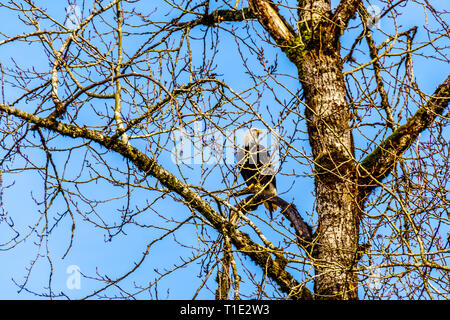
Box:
[237,129,278,215]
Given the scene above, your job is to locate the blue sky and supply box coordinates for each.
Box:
[0,0,448,299]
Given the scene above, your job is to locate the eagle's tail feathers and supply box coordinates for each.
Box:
[264,201,278,219]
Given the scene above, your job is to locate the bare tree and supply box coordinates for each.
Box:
[0,0,448,300]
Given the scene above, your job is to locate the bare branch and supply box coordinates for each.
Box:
[359,75,450,199]
[0,102,314,300]
[332,0,362,29]
[358,5,396,130]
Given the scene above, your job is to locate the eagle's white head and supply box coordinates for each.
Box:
[243,128,263,147]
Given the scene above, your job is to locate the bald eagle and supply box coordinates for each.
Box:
[236,128,278,216]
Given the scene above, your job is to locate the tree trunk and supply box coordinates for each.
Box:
[302,48,359,299]
[298,5,359,300]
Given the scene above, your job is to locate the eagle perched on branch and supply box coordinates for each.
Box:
[237,128,278,217]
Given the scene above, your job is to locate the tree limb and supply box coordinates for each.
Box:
[272,196,313,241]
[358,5,396,130]
[248,0,296,44]
[358,75,450,199]
[0,103,314,300]
[177,8,256,28]
[237,192,313,241]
